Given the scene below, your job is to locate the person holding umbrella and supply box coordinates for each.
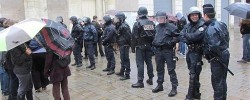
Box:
[7,20,34,100]
[237,19,250,63]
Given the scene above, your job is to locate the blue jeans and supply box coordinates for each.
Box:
[0,65,9,94]
[179,42,186,55]
[242,34,250,61]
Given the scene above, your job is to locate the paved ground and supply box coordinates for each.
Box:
[1,29,250,100]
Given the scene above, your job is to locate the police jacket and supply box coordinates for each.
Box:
[102,24,116,45]
[83,24,98,42]
[71,23,83,41]
[203,18,229,56]
[131,17,155,49]
[116,22,132,46]
[152,23,179,48]
[180,19,206,45]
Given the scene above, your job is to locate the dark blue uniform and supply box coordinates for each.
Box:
[203,18,230,100]
[116,22,131,78]
[181,19,206,99]
[131,17,155,87]
[102,23,116,72]
[71,23,84,67]
[152,23,179,92]
[83,24,98,68]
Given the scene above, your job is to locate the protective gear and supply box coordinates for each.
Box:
[115,12,126,23]
[152,22,179,95]
[70,16,78,24]
[152,23,179,47]
[102,15,115,71]
[187,7,202,23]
[137,7,148,17]
[155,11,167,25]
[116,22,131,78]
[131,14,155,89]
[203,18,230,100]
[103,15,112,25]
[180,15,205,100]
[82,17,91,25]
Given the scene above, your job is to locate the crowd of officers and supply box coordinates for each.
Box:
[0,3,230,100]
[68,3,230,100]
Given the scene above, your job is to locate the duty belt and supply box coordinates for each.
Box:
[156,45,173,50]
[188,44,202,51]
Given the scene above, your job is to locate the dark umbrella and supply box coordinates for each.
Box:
[40,19,74,58]
[224,2,250,19]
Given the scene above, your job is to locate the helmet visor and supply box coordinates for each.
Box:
[156,16,166,24]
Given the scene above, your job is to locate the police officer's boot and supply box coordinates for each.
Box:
[120,74,130,80]
[71,63,77,66]
[107,70,115,75]
[102,68,109,72]
[152,83,163,93]
[168,86,177,97]
[77,63,83,67]
[90,65,96,70]
[116,69,124,77]
[131,80,144,88]
[146,78,153,85]
[86,65,92,68]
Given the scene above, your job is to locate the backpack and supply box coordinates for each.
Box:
[54,54,71,68]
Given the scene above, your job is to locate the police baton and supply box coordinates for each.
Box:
[209,54,234,76]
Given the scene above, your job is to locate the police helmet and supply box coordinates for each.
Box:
[137,7,148,17]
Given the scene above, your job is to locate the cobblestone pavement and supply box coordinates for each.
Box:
[1,29,250,100]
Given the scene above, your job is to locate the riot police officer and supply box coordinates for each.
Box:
[203,6,230,100]
[102,15,117,75]
[131,7,155,88]
[113,12,132,80]
[82,17,98,70]
[70,16,84,67]
[180,7,206,100]
[151,11,179,97]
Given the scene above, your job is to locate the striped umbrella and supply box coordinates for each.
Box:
[0,18,46,51]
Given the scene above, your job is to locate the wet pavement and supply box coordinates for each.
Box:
[1,29,250,100]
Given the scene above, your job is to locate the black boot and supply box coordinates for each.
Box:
[77,63,82,67]
[86,65,92,68]
[71,63,77,66]
[116,72,124,77]
[107,70,115,75]
[131,81,144,88]
[120,74,130,80]
[168,87,177,97]
[146,78,153,85]
[102,68,109,72]
[152,84,163,93]
[90,65,96,70]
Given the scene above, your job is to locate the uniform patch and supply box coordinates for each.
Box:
[199,27,204,31]
[143,25,154,30]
